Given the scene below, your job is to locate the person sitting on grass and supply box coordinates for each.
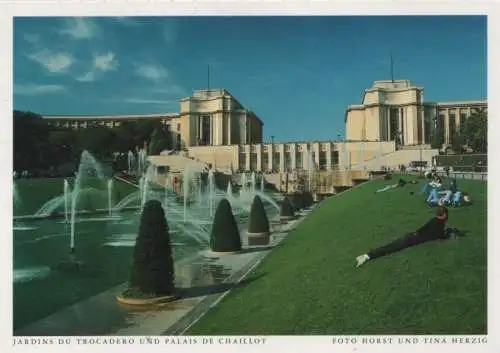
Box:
[356,206,450,268]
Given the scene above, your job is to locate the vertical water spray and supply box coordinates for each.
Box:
[251,172,256,195]
[241,173,247,196]
[226,181,233,203]
[164,178,169,212]
[64,179,70,223]
[197,178,203,205]
[127,150,135,175]
[208,169,215,217]
[260,174,265,193]
[70,150,105,254]
[107,179,114,216]
[183,167,190,222]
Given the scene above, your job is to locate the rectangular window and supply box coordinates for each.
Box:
[250,153,258,171]
[331,151,339,169]
[295,152,303,170]
[239,152,246,172]
[284,152,292,172]
[319,151,327,170]
[262,153,269,171]
[273,152,280,172]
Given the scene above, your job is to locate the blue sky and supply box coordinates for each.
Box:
[13,16,487,141]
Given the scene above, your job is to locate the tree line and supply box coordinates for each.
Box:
[430,107,487,154]
[13,110,175,177]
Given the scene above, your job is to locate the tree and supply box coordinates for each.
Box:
[210,198,242,253]
[450,131,465,154]
[149,126,172,155]
[127,200,175,298]
[463,108,487,153]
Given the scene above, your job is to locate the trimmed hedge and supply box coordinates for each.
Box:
[210,198,242,252]
[248,195,270,234]
[129,200,175,297]
[302,191,314,208]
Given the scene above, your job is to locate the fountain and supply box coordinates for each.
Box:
[226,181,233,203]
[208,169,215,218]
[127,150,135,175]
[69,150,106,255]
[64,179,71,223]
[251,172,256,195]
[260,174,265,193]
[240,173,247,196]
[183,167,190,222]
[107,179,114,216]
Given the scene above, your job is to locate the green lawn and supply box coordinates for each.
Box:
[188,177,487,335]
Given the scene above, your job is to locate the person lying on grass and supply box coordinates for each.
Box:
[375,178,407,193]
[356,206,454,268]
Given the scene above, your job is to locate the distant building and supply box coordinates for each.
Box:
[345,80,487,146]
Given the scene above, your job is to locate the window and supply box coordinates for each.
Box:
[239,153,246,171]
[389,108,399,141]
[262,153,269,171]
[177,123,181,131]
[201,115,210,145]
[331,151,339,169]
[273,152,280,172]
[284,152,292,172]
[295,151,303,170]
[250,153,258,171]
[319,151,327,170]
[449,113,456,139]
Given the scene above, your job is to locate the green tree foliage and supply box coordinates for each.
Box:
[12,110,176,174]
[463,108,487,153]
[430,125,445,150]
[210,199,242,252]
[129,200,175,297]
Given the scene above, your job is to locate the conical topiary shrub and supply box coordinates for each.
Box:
[247,195,271,246]
[290,192,304,211]
[279,196,295,220]
[117,200,177,305]
[210,198,242,253]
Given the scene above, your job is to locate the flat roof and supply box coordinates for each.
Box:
[43,113,179,120]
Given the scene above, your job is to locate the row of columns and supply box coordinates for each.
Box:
[240,146,338,172]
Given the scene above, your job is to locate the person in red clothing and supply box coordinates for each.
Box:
[356,206,449,267]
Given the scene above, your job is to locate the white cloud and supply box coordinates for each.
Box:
[134,64,169,82]
[27,50,74,73]
[14,84,65,96]
[76,52,118,82]
[60,18,99,40]
[94,52,118,71]
[23,34,39,44]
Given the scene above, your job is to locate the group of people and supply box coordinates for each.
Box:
[421,175,472,207]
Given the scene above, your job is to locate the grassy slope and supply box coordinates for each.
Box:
[188,177,487,335]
